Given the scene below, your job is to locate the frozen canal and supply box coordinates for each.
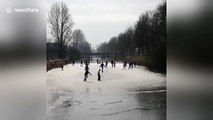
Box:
[47,62,166,120]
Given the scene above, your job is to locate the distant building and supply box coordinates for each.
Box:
[47,43,59,60]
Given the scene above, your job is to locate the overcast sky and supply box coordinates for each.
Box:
[47,0,162,48]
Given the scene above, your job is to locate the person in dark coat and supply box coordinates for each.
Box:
[100,62,105,72]
[113,61,116,67]
[105,61,108,67]
[61,64,64,71]
[128,62,132,69]
[97,69,101,81]
[97,59,100,64]
[80,60,83,67]
[84,69,92,81]
[85,64,89,71]
[123,61,127,69]
[134,61,136,67]
[111,60,113,67]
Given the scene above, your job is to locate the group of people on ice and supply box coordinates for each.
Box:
[83,59,117,82]
[123,61,137,70]
[81,59,136,81]
[63,59,136,82]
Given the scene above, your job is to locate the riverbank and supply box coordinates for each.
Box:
[119,55,166,74]
[47,58,70,71]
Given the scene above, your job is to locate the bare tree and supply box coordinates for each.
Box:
[72,29,85,49]
[48,2,74,58]
[71,29,92,53]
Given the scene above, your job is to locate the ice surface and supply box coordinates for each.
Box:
[47,62,166,120]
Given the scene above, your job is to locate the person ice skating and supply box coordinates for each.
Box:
[61,64,64,71]
[100,62,105,72]
[84,60,87,65]
[97,59,100,64]
[123,61,127,69]
[105,61,108,67]
[128,62,132,69]
[85,60,90,66]
[131,61,134,68]
[84,69,92,81]
[97,69,101,81]
[85,64,89,71]
[111,60,114,67]
[80,60,83,67]
[134,61,136,67]
[113,61,116,67]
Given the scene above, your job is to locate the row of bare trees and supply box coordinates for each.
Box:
[48,2,92,59]
[97,1,166,72]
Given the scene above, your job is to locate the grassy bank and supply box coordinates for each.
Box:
[47,58,70,71]
[121,55,166,74]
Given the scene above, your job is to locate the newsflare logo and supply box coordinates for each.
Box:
[6,8,12,13]
[6,7,39,14]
